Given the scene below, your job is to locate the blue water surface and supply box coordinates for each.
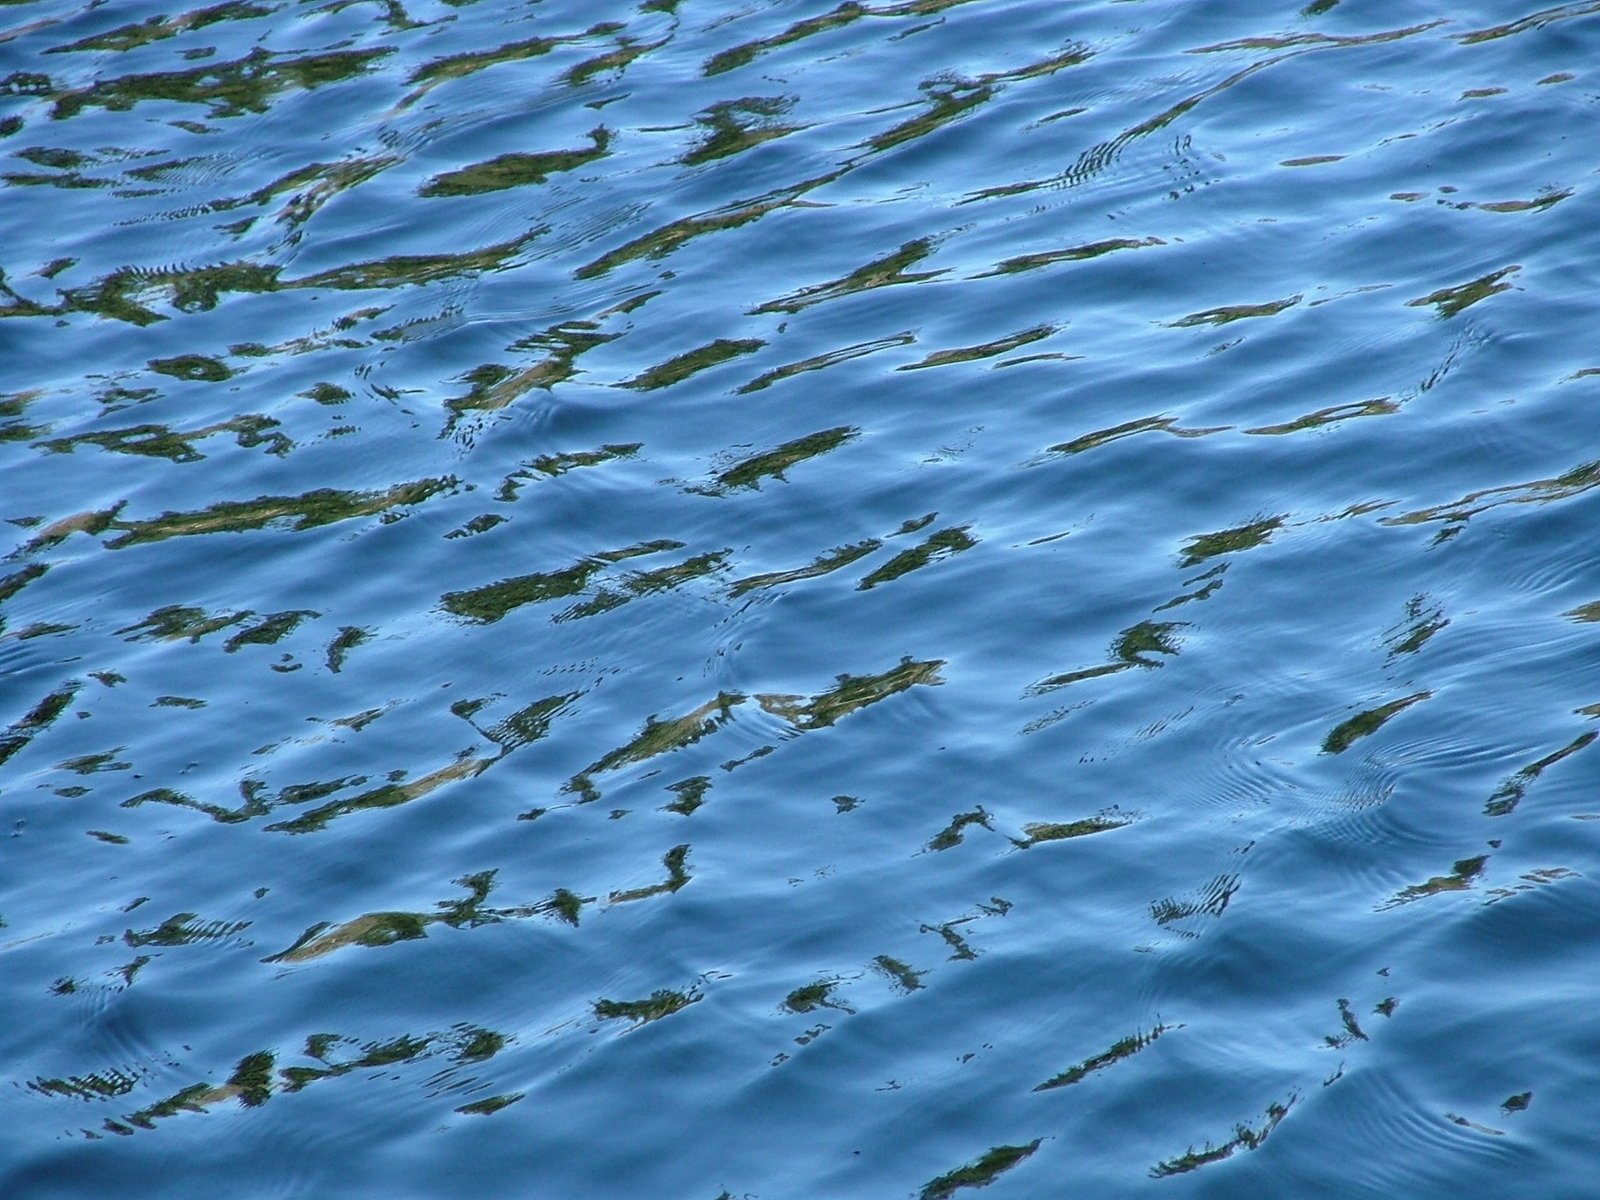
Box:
[2,0,1600,1195]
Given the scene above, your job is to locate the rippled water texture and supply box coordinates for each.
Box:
[3,0,1600,1194]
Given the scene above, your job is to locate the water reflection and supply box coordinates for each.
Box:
[3,0,1600,1195]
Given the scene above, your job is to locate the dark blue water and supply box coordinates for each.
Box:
[3,0,1600,1195]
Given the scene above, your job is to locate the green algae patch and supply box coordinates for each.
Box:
[594,987,699,1024]
[705,2,870,76]
[539,888,592,925]
[40,414,290,462]
[564,36,665,87]
[622,338,764,391]
[0,684,82,767]
[758,656,944,730]
[921,1140,1042,1200]
[1321,690,1431,754]
[709,425,857,491]
[421,129,611,196]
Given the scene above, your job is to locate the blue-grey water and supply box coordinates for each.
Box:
[2,1,1599,1195]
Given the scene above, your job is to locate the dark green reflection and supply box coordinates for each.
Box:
[1034,1024,1172,1091]
[921,1140,1041,1200]
[757,657,944,730]
[421,129,611,197]
[1321,691,1431,754]
[594,987,700,1024]
[1150,1100,1293,1177]
[704,425,857,492]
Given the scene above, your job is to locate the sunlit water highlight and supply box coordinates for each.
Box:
[3,0,1600,1195]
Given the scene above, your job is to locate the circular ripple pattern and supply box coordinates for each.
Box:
[2,1,1600,1196]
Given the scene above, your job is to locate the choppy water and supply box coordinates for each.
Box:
[3,0,1600,1195]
